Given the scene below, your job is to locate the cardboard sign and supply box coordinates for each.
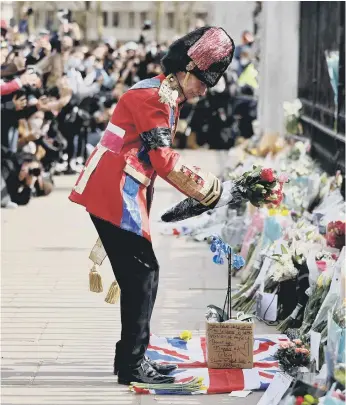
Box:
[257,373,293,405]
[206,320,254,369]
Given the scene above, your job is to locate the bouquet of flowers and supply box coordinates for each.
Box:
[235,166,290,208]
[274,339,310,376]
[326,221,346,250]
[232,244,273,311]
[266,245,298,282]
[334,364,346,387]
[279,379,326,405]
[311,250,345,344]
[283,99,303,136]
[333,299,346,329]
[299,253,336,336]
[278,257,310,333]
[232,282,261,312]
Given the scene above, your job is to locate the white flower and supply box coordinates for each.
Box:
[292,99,303,116]
[267,254,298,282]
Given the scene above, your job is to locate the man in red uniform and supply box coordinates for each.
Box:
[69,27,237,385]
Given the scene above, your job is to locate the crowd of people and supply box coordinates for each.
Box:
[1,8,259,209]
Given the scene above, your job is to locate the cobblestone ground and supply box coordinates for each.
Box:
[1,150,275,405]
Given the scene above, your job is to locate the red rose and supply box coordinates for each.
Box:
[327,233,338,248]
[327,222,334,232]
[334,221,346,234]
[260,168,275,182]
[295,396,304,405]
[268,190,283,206]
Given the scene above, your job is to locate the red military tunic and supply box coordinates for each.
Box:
[69,74,220,242]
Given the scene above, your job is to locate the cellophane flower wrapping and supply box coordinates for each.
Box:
[308,249,345,340]
[299,248,339,337]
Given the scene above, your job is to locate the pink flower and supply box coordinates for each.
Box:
[280,342,290,349]
[260,168,275,182]
[316,260,327,271]
[295,348,310,355]
[293,339,302,346]
[278,173,289,183]
[267,190,284,206]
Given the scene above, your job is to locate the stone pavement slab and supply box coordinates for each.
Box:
[1,150,273,405]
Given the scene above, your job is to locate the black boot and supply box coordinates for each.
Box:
[114,355,177,376]
[117,361,175,385]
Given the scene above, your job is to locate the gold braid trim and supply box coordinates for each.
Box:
[158,74,184,107]
[167,157,221,206]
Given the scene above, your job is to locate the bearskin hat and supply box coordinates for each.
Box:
[161,26,235,88]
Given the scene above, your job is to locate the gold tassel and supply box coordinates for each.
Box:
[183,72,190,88]
[105,280,121,304]
[89,264,103,293]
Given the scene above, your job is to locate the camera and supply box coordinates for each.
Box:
[29,167,41,177]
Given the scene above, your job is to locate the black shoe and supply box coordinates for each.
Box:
[144,355,178,375]
[117,361,175,385]
[114,356,177,376]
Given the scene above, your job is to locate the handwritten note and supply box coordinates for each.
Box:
[257,373,293,405]
[207,321,254,369]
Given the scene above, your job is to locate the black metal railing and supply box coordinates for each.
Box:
[298,1,345,174]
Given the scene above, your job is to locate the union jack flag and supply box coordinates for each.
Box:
[132,334,288,395]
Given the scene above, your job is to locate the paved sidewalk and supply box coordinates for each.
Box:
[1,150,273,405]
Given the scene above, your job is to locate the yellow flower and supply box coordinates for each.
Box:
[304,394,316,404]
[197,377,204,384]
[317,275,324,288]
[180,330,192,341]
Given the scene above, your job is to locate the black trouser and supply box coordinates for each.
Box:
[90,215,159,371]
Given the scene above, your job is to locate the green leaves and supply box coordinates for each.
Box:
[281,245,288,255]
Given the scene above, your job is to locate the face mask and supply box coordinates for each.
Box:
[240,57,250,67]
[68,57,81,69]
[84,60,93,69]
